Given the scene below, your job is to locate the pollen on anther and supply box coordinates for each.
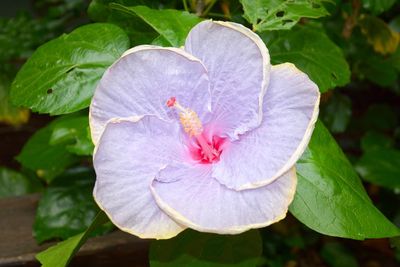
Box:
[166,97,203,137]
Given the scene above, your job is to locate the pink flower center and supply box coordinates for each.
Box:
[166,97,224,164]
[188,133,225,164]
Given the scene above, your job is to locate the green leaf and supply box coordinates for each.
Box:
[347,23,399,89]
[290,121,400,239]
[49,114,94,156]
[0,14,47,63]
[16,114,94,182]
[0,167,41,198]
[88,0,159,46]
[88,0,171,22]
[87,0,111,21]
[356,148,400,191]
[359,15,399,55]
[361,131,393,151]
[150,230,262,266]
[10,23,130,115]
[151,35,172,47]
[110,4,202,47]
[362,104,398,131]
[240,0,331,31]
[321,92,352,133]
[0,74,29,126]
[262,25,350,92]
[16,118,79,183]
[390,15,400,32]
[362,0,397,15]
[33,167,111,243]
[357,50,399,88]
[389,47,400,73]
[36,211,109,267]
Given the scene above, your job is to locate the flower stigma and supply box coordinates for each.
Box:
[166,97,223,163]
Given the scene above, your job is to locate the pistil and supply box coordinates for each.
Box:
[166,97,220,163]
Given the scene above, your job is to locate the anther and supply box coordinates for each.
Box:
[166,97,203,136]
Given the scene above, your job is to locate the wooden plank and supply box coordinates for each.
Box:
[0,194,149,267]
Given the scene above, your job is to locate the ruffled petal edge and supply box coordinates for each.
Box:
[89,45,208,145]
[211,21,271,136]
[151,167,297,234]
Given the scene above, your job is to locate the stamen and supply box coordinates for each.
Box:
[166,97,203,136]
[166,97,221,163]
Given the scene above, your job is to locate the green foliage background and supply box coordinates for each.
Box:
[0,0,400,266]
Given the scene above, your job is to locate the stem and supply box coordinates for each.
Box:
[196,0,205,16]
[202,0,218,17]
[342,0,361,39]
[182,0,189,12]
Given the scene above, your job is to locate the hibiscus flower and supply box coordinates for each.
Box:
[89,20,320,239]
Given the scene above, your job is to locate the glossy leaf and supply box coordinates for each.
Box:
[240,0,330,31]
[49,114,94,156]
[151,35,171,47]
[0,74,29,126]
[16,119,79,183]
[362,0,397,15]
[262,25,351,92]
[87,0,159,46]
[321,92,352,133]
[10,23,129,115]
[290,121,400,239]
[36,211,109,267]
[356,148,400,190]
[33,167,112,243]
[0,167,41,198]
[110,4,202,47]
[88,0,172,22]
[357,50,399,87]
[150,230,262,267]
[359,15,399,55]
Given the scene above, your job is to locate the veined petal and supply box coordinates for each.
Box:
[185,20,270,140]
[93,117,186,239]
[90,45,210,145]
[151,164,296,234]
[213,63,320,190]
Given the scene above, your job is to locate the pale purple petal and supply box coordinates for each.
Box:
[151,163,297,234]
[185,21,270,139]
[90,45,210,144]
[93,117,186,239]
[155,162,198,183]
[212,63,320,190]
